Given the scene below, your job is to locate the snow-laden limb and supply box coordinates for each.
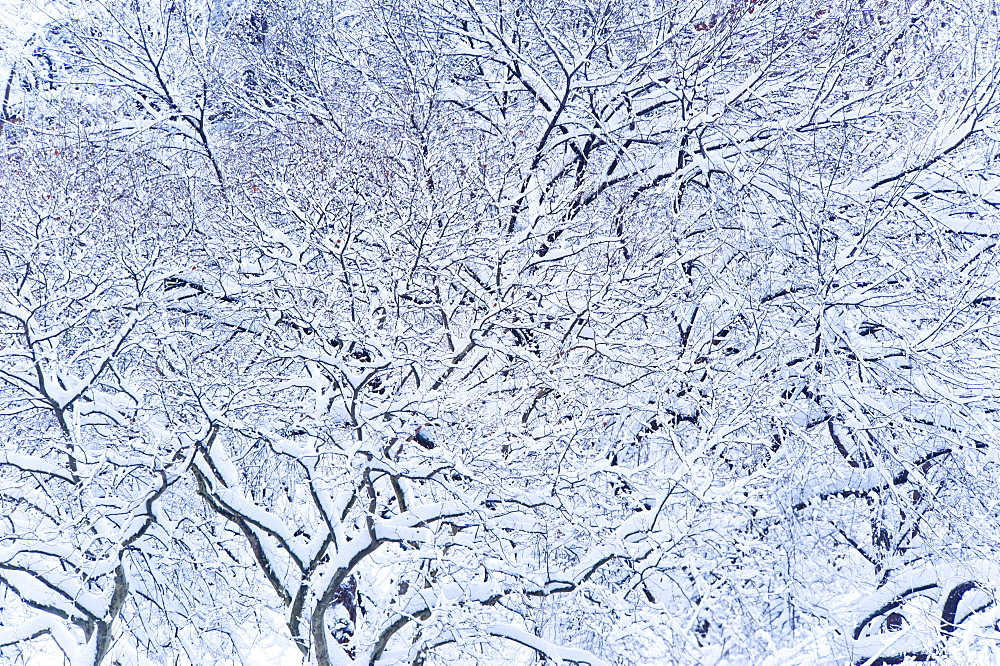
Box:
[0,614,89,665]
[0,451,79,483]
[486,624,611,666]
[847,561,1000,664]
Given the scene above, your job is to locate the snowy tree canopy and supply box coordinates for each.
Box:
[2,0,1000,664]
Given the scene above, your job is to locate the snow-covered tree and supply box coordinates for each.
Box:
[2,0,1000,664]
